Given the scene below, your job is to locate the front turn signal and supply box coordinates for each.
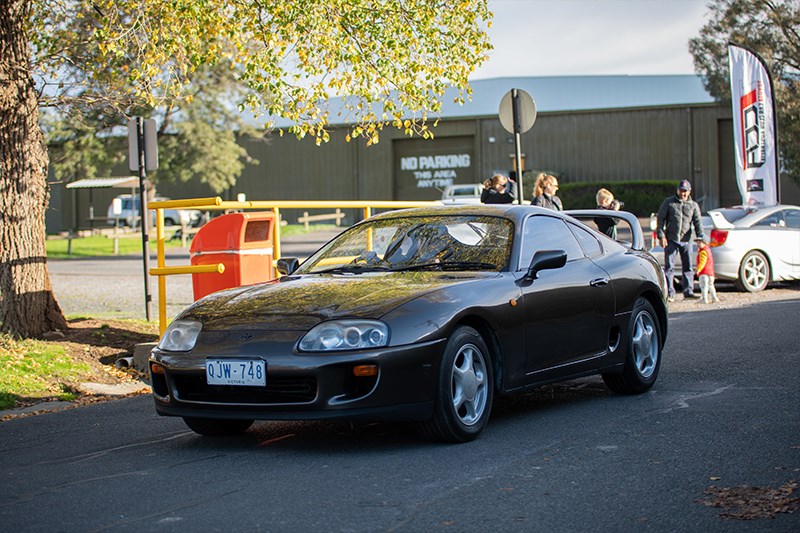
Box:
[353,364,378,377]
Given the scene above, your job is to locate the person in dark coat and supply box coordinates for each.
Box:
[481,174,517,204]
[593,187,620,238]
[531,173,563,210]
[656,179,705,301]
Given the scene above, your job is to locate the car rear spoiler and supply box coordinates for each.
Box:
[708,211,735,229]
[564,210,645,251]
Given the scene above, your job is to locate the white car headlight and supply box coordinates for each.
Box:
[158,320,202,352]
[298,320,389,352]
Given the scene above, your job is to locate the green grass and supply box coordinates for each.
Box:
[0,334,90,410]
[46,224,342,258]
[46,233,184,258]
[279,223,340,237]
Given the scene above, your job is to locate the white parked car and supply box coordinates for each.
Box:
[107,194,202,227]
[705,204,800,292]
[440,184,484,205]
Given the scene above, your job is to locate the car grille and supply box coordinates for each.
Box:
[173,374,317,404]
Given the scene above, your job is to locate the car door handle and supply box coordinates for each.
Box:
[590,278,609,287]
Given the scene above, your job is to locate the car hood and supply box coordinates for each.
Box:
[178,272,489,330]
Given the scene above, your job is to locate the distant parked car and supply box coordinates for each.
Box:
[704,204,800,292]
[107,194,202,227]
[440,184,484,205]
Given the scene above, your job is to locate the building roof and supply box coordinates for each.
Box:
[445,75,715,116]
[65,177,139,189]
[265,75,715,128]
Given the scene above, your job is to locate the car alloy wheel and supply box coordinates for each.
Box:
[631,308,658,379]
[420,326,494,442]
[603,298,662,394]
[736,250,770,292]
[450,342,489,425]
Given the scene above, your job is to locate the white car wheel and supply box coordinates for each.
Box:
[736,251,770,292]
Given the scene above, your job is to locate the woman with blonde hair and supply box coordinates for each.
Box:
[594,187,621,238]
[532,173,562,210]
[481,173,517,204]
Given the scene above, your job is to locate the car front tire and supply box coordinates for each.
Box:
[603,298,662,394]
[735,250,770,292]
[420,326,494,443]
[183,417,254,436]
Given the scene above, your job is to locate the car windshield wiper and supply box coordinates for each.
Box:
[313,264,391,274]
[391,261,497,272]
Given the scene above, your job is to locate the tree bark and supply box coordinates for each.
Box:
[0,0,68,337]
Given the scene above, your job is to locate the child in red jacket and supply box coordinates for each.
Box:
[695,238,720,303]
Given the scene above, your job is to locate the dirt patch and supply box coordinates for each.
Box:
[697,481,800,520]
[55,317,159,370]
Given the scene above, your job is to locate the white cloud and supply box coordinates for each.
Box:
[471,0,710,79]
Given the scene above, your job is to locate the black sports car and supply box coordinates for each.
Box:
[150,205,668,442]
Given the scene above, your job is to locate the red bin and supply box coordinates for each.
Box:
[190,212,276,300]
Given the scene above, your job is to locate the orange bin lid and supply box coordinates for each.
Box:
[189,212,274,253]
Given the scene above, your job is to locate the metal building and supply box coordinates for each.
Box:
[48,75,800,233]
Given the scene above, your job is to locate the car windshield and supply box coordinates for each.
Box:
[296,215,514,274]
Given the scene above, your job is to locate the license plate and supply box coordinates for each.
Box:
[206,359,266,387]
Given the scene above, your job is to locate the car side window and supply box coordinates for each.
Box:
[783,210,800,229]
[754,212,785,228]
[518,216,584,270]
[567,222,603,258]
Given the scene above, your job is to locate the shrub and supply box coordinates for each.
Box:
[558,181,678,217]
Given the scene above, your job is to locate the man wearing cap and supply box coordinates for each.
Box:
[656,180,705,301]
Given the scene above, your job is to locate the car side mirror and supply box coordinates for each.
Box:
[276,257,300,276]
[525,249,567,281]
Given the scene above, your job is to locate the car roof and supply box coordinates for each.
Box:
[366,204,565,225]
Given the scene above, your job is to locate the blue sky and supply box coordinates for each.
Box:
[471,0,709,79]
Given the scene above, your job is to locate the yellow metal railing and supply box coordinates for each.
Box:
[148,197,438,334]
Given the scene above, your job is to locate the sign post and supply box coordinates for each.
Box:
[499,89,536,203]
[128,118,158,321]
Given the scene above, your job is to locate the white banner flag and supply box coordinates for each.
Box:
[728,43,779,206]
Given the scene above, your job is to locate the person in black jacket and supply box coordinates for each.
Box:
[531,173,563,210]
[481,174,517,204]
[656,180,706,301]
[594,187,621,238]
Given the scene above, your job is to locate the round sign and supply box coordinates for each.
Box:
[499,89,536,134]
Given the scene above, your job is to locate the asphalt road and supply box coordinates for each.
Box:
[1,290,798,531]
[47,230,343,320]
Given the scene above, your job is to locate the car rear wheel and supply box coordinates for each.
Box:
[420,326,493,443]
[183,417,254,436]
[603,298,661,394]
[735,250,770,292]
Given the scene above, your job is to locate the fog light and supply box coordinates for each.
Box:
[353,364,378,377]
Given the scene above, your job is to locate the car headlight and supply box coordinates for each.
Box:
[298,320,389,352]
[157,320,202,352]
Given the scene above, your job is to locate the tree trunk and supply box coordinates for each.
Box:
[0,1,68,337]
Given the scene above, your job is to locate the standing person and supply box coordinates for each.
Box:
[481,174,517,204]
[656,179,705,301]
[695,238,720,303]
[531,173,563,210]
[594,187,621,238]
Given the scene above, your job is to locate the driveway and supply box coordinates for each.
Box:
[48,229,343,320]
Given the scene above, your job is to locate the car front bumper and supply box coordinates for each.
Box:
[149,338,446,422]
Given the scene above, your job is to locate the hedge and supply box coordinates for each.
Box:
[555,180,679,217]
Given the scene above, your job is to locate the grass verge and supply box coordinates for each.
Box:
[45,224,340,258]
[0,318,159,413]
[0,334,90,409]
[46,234,184,258]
